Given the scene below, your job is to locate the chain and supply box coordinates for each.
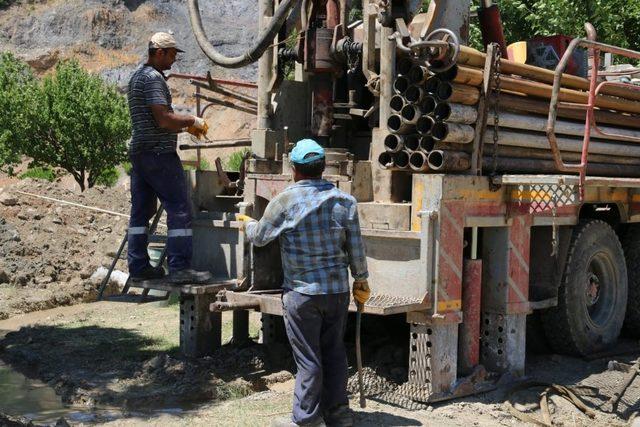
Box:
[491,47,502,179]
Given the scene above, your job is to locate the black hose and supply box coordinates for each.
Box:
[188,0,299,68]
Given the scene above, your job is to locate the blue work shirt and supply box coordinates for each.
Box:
[245,179,369,295]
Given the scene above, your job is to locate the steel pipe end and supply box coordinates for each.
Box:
[416,115,435,135]
[433,103,452,121]
[384,134,403,152]
[405,134,421,152]
[393,76,410,95]
[387,115,403,133]
[409,151,429,171]
[405,85,424,104]
[378,151,395,169]
[425,76,441,95]
[401,104,420,122]
[419,135,435,152]
[436,81,453,101]
[421,96,437,115]
[394,151,410,169]
[427,150,445,170]
[390,95,406,114]
[432,122,449,141]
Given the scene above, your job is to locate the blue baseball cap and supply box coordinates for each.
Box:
[290,139,325,164]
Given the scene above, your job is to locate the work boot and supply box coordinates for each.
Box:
[271,416,326,427]
[323,405,354,427]
[129,265,165,282]
[167,268,213,285]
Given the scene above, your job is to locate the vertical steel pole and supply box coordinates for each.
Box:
[257,0,274,130]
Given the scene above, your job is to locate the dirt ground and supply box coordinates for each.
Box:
[1,301,639,427]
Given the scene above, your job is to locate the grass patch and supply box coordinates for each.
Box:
[183,157,212,171]
[122,161,132,175]
[19,166,55,182]
[225,149,250,172]
[94,166,119,187]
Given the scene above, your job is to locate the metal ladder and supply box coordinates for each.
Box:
[97,205,171,303]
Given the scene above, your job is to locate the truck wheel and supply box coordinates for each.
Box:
[541,220,627,356]
[622,224,640,337]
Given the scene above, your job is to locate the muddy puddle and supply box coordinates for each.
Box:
[0,358,192,424]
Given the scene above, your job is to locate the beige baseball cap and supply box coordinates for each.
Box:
[149,32,184,52]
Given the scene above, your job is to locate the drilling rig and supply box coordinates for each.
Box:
[180,0,640,402]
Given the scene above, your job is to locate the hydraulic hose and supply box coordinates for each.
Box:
[188,0,299,69]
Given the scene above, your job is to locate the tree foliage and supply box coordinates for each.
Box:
[420,0,640,52]
[21,60,131,191]
[0,53,36,174]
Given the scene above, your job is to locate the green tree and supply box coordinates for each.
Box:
[22,60,131,191]
[0,52,36,174]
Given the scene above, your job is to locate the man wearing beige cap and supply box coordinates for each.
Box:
[126,32,212,284]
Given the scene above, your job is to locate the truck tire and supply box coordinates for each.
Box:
[541,220,627,356]
[622,224,640,337]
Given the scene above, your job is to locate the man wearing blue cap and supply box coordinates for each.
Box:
[238,139,370,427]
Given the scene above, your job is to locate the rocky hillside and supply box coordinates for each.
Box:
[0,0,259,84]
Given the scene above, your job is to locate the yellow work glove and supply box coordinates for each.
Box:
[352,279,371,305]
[186,116,209,140]
[236,213,256,230]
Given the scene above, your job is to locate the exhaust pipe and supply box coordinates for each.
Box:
[394,150,411,169]
[409,151,430,172]
[433,103,478,124]
[427,150,471,172]
[384,134,405,153]
[432,122,475,143]
[416,115,435,136]
[405,85,426,104]
[378,151,395,169]
[393,76,411,95]
[390,95,406,114]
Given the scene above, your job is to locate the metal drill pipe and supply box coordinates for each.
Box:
[387,114,416,134]
[409,151,430,171]
[453,65,640,115]
[427,150,471,172]
[435,82,481,105]
[405,85,427,104]
[404,134,421,152]
[378,151,395,169]
[408,64,430,85]
[420,96,437,116]
[485,128,640,158]
[393,76,411,95]
[432,122,475,143]
[499,93,640,130]
[394,150,411,169]
[425,76,441,95]
[481,155,640,177]
[397,57,414,76]
[482,145,640,166]
[433,102,478,124]
[384,134,405,153]
[457,45,640,102]
[416,115,435,136]
[419,135,435,152]
[390,95,406,114]
[488,110,640,143]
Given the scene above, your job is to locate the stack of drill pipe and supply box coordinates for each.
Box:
[412,44,640,175]
[381,59,480,172]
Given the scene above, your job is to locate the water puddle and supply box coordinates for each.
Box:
[0,359,189,424]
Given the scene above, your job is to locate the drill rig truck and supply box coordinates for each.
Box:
[175,0,640,402]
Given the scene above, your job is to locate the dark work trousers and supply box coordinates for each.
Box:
[128,152,192,275]
[282,290,350,425]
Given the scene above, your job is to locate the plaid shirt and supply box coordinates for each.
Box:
[245,179,368,295]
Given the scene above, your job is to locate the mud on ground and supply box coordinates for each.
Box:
[1,302,640,426]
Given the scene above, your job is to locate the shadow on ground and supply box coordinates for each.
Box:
[0,324,291,412]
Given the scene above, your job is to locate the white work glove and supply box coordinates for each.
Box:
[192,116,207,130]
